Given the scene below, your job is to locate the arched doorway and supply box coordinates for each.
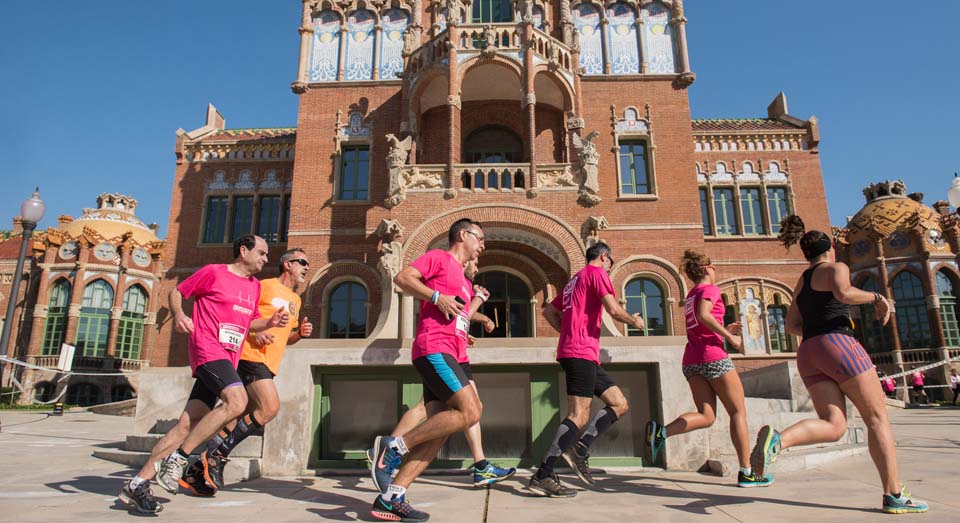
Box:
[463,125,523,164]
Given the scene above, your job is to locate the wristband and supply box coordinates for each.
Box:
[430,290,440,304]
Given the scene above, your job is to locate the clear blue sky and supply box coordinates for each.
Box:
[1,1,957,236]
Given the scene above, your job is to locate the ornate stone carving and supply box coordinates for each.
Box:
[444,188,457,199]
[581,216,609,248]
[376,219,405,286]
[480,25,498,58]
[862,180,907,203]
[291,81,309,94]
[537,165,577,188]
[571,130,602,207]
[674,72,696,88]
[447,94,462,109]
[446,0,463,25]
[521,0,535,24]
[384,133,414,208]
[546,42,561,70]
[523,93,536,108]
[566,116,584,130]
[402,28,419,57]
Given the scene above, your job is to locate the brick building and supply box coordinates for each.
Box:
[143,0,828,467]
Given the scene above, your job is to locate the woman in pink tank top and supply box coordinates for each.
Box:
[646,250,771,487]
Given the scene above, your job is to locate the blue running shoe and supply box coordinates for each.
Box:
[371,436,403,494]
[646,420,666,464]
[737,470,774,488]
[472,462,516,487]
[750,425,781,478]
[882,485,929,514]
[371,495,430,522]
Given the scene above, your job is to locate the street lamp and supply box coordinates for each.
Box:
[0,188,45,390]
[948,173,960,209]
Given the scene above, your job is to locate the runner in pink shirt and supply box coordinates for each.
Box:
[645,250,772,488]
[369,218,488,522]
[527,242,645,497]
[118,235,289,514]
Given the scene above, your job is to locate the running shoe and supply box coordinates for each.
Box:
[371,435,403,494]
[371,495,430,522]
[200,449,229,490]
[472,462,517,487]
[561,447,595,486]
[882,485,929,514]
[154,453,188,494]
[737,470,774,488]
[645,420,666,464]
[179,461,216,497]
[526,473,577,498]
[750,425,781,478]
[117,480,163,514]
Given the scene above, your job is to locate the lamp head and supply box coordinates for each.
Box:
[20,187,45,224]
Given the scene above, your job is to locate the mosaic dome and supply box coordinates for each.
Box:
[60,193,160,245]
[842,181,947,257]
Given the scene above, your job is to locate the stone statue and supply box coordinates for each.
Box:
[375,218,405,287]
[546,41,560,69]
[385,133,413,208]
[571,130,601,206]
[521,0,535,24]
[402,28,418,56]
[481,24,497,57]
[446,0,463,25]
[581,215,609,249]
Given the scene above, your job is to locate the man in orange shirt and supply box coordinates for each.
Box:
[180,248,313,494]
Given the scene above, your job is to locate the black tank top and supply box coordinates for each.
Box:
[797,263,852,341]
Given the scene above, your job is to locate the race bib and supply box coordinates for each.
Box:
[455,313,469,340]
[218,323,245,352]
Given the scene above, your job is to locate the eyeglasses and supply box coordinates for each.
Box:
[465,230,485,242]
[289,258,309,267]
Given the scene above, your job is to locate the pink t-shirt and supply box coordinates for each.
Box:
[682,284,728,366]
[912,371,924,387]
[411,250,473,363]
[551,264,614,364]
[177,264,261,376]
[882,377,895,392]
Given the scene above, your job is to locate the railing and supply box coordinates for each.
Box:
[900,348,940,364]
[405,24,576,77]
[457,163,527,191]
[28,354,148,372]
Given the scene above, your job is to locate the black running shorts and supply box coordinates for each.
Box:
[237,360,275,386]
[187,359,243,410]
[559,357,616,398]
[414,353,472,404]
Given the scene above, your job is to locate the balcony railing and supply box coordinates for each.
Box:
[406,24,575,77]
[29,354,149,372]
[458,163,527,191]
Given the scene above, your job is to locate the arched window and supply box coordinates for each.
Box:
[41,279,71,355]
[34,382,55,402]
[344,10,376,81]
[379,9,410,80]
[76,280,114,357]
[856,277,889,353]
[66,383,101,407]
[327,282,368,338]
[641,1,677,74]
[472,0,512,23]
[937,270,960,347]
[463,125,523,164]
[624,277,667,336]
[572,4,602,74]
[116,285,148,360]
[111,385,136,403]
[469,271,532,337]
[766,294,793,353]
[892,272,932,349]
[605,3,640,74]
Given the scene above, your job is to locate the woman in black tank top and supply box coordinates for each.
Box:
[748,216,928,513]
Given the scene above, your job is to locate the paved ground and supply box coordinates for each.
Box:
[0,407,954,522]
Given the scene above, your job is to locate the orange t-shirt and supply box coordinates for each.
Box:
[239,278,301,375]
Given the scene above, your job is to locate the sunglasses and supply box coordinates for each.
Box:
[289,258,309,267]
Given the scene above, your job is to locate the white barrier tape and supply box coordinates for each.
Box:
[0,355,140,377]
[880,354,960,381]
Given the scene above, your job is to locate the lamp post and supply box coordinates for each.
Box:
[0,188,45,389]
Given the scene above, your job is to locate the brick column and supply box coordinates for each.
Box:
[445,20,460,197]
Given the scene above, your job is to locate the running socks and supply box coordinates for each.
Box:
[172,447,190,461]
[388,435,409,455]
[473,460,489,470]
[385,484,407,501]
[211,413,263,458]
[576,407,618,453]
[129,476,147,489]
[536,419,580,479]
[740,467,752,476]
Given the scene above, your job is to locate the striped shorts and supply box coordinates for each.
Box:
[682,357,736,380]
[797,332,875,388]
